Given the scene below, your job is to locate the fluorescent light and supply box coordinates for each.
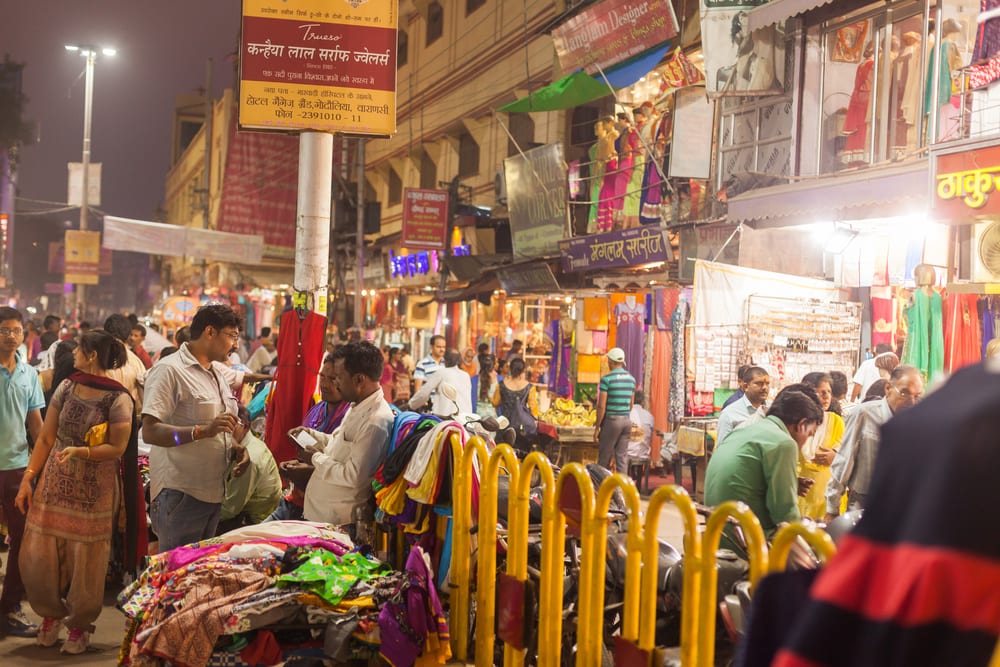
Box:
[64,45,79,51]
[102,47,117,56]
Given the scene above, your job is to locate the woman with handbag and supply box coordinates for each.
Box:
[493,357,539,455]
[15,329,135,654]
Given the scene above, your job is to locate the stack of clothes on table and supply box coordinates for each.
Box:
[117,521,450,667]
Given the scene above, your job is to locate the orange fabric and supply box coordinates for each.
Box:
[609,292,628,346]
[943,292,982,373]
[583,298,609,330]
[649,329,672,466]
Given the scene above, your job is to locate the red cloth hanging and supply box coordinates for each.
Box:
[264,309,327,464]
[943,292,982,373]
[871,297,895,349]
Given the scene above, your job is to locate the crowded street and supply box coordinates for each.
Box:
[5,0,1000,665]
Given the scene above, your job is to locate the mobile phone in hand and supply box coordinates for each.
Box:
[292,430,317,449]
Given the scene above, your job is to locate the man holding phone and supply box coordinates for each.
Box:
[287,341,393,538]
[141,305,249,552]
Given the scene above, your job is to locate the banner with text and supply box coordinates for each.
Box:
[560,226,671,272]
[67,162,101,207]
[699,0,785,97]
[240,0,397,136]
[64,230,100,285]
[504,143,568,259]
[401,188,449,250]
[552,0,678,75]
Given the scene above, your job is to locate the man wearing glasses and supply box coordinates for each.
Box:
[824,364,924,522]
[0,307,44,636]
[141,305,250,552]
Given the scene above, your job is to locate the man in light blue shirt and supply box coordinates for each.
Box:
[0,306,44,636]
[716,366,769,445]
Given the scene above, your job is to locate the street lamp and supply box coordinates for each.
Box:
[65,43,115,320]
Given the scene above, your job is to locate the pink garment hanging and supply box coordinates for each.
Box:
[943,292,982,372]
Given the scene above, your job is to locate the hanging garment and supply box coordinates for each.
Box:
[982,296,997,357]
[595,156,619,233]
[841,57,874,165]
[587,142,604,234]
[614,298,647,387]
[650,328,672,465]
[668,302,688,424]
[263,309,327,464]
[943,292,983,372]
[612,129,638,224]
[583,297,610,331]
[622,126,645,228]
[640,115,669,225]
[901,289,944,383]
[976,0,1000,62]
[870,297,895,349]
[548,319,573,398]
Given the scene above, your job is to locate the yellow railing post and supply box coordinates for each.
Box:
[554,464,596,667]
[511,452,560,666]
[640,485,701,667]
[696,502,768,667]
[471,444,520,667]
[589,474,643,662]
[453,435,491,663]
[448,432,473,660]
[769,522,837,573]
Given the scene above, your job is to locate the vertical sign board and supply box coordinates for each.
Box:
[64,230,100,285]
[401,188,449,250]
[239,0,397,136]
[67,162,102,207]
[504,143,569,259]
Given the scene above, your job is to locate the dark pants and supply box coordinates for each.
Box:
[150,489,221,553]
[0,468,27,613]
[598,415,632,473]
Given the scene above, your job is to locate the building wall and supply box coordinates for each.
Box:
[365,0,563,242]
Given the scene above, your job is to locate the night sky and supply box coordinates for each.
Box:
[4,0,241,220]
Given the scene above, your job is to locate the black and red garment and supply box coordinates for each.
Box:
[771,362,1000,667]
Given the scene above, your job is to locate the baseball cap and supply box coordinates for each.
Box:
[607,347,626,364]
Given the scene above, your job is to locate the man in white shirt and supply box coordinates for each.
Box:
[291,341,394,539]
[626,390,655,462]
[716,366,770,445]
[850,344,899,402]
[246,335,277,373]
[408,349,473,417]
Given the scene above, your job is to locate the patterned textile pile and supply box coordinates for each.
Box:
[117,521,450,667]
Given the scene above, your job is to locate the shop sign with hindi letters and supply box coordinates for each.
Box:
[933,143,1000,220]
[239,0,397,136]
[504,143,568,259]
[559,226,671,272]
[401,189,449,250]
[551,0,678,75]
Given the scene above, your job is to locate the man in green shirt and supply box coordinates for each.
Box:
[595,348,637,473]
[704,386,824,555]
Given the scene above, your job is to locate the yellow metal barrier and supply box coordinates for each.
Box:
[696,502,768,667]
[555,463,596,667]
[451,435,491,662]
[639,485,701,666]
[582,474,643,663]
[769,521,837,572]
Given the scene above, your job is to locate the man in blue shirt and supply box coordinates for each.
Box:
[0,306,44,636]
[595,348,637,473]
[716,366,770,445]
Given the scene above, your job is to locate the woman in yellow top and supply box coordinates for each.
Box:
[797,372,845,519]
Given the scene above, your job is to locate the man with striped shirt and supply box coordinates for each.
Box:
[412,335,446,393]
[595,348,637,473]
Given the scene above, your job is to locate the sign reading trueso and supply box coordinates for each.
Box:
[934,143,1000,219]
[401,188,449,250]
[551,0,678,75]
[239,0,397,136]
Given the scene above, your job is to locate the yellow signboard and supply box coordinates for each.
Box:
[239,0,397,136]
[64,230,100,285]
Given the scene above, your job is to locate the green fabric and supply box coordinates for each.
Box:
[704,415,801,554]
[275,549,388,605]
[498,71,614,113]
[902,289,944,382]
[924,41,956,116]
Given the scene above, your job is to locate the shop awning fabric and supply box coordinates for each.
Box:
[726,161,930,228]
[746,0,838,32]
[498,43,672,113]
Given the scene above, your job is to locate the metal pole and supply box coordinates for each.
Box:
[201,58,213,288]
[355,138,365,329]
[76,49,95,320]
[295,132,333,318]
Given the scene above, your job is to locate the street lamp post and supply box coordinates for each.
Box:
[65,44,115,321]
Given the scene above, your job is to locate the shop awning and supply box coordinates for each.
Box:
[437,275,500,305]
[746,0,838,32]
[498,43,672,113]
[727,161,930,228]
